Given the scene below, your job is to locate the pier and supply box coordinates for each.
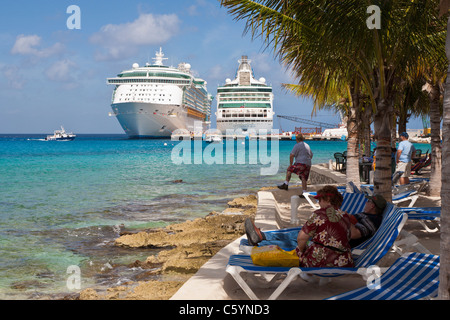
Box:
[170,131,348,141]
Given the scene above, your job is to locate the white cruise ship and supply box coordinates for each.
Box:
[216,55,274,133]
[107,48,213,138]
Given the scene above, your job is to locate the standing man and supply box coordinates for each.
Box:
[277,134,313,193]
[396,132,416,185]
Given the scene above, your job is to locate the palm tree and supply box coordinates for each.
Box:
[220,0,445,201]
[421,71,444,197]
[284,79,363,188]
[438,0,450,302]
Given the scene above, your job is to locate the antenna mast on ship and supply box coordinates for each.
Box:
[153,47,168,66]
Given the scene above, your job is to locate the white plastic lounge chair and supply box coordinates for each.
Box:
[399,207,440,233]
[226,204,407,300]
[326,252,439,300]
[392,190,419,207]
[393,179,428,194]
[358,185,419,207]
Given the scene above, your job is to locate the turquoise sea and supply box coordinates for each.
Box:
[0,134,431,299]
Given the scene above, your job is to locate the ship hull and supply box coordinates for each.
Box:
[111,102,208,138]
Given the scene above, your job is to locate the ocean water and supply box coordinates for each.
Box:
[0,134,430,299]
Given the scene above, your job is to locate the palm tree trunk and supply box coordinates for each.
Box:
[439,14,450,300]
[373,98,394,201]
[361,102,372,157]
[428,83,442,197]
[346,93,360,189]
[398,113,408,135]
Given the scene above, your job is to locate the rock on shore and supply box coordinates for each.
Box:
[78,194,257,300]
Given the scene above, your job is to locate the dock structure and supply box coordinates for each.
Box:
[171,132,293,141]
[170,128,349,141]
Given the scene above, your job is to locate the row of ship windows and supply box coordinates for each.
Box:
[109,79,190,85]
[117,98,172,102]
[219,95,271,98]
[120,93,171,97]
[217,119,272,122]
[219,98,271,102]
[221,114,268,118]
[130,84,162,87]
[219,93,271,96]
[222,109,268,112]
[126,89,168,92]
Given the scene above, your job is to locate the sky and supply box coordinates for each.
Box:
[0,0,425,134]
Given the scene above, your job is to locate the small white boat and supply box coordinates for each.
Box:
[204,134,222,143]
[45,126,76,141]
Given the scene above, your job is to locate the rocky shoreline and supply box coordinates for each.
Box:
[78,194,258,300]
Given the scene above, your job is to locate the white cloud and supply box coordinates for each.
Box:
[90,13,180,61]
[11,34,64,58]
[2,65,25,89]
[46,59,77,83]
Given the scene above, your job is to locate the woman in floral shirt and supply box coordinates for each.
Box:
[296,185,354,268]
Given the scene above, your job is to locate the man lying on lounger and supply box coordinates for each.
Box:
[245,194,387,249]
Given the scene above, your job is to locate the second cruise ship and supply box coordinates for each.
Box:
[215,55,274,133]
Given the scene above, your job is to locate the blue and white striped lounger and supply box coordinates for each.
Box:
[303,191,367,211]
[227,204,407,300]
[326,252,439,300]
[398,207,441,233]
[239,193,368,252]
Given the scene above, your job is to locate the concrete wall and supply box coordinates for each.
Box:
[309,163,346,186]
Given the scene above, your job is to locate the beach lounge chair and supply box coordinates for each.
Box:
[411,152,431,175]
[302,187,359,210]
[226,204,407,300]
[399,207,441,233]
[391,171,403,185]
[392,190,419,207]
[358,183,420,207]
[239,193,367,253]
[326,252,439,300]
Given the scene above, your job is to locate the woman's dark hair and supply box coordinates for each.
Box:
[316,185,343,209]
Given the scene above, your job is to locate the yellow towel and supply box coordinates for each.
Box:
[251,245,299,267]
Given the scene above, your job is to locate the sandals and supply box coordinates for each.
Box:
[245,218,265,246]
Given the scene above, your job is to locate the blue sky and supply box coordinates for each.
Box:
[0,0,423,133]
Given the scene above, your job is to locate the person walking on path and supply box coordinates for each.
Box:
[396,132,416,185]
[277,134,313,193]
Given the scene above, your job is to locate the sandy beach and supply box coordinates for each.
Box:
[76,164,440,300]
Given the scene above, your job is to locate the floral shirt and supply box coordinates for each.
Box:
[299,206,354,268]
